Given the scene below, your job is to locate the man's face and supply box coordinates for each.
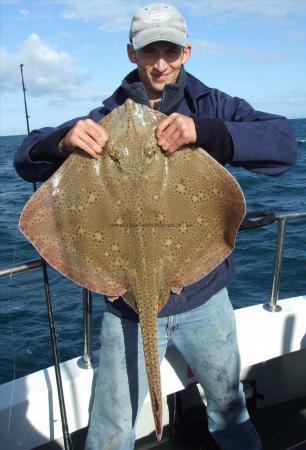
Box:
[128,41,191,100]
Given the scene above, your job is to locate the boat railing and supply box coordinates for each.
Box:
[264,212,306,312]
[1,210,305,369]
[0,259,95,369]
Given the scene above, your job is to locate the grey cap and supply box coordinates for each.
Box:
[129,3,188,50]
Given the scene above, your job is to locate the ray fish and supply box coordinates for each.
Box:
[19,99,246,440]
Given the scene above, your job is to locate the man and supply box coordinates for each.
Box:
[14,3,297,450]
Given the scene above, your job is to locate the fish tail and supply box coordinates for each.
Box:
[138,308,163,441]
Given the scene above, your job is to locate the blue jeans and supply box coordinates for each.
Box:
[85,288,263,450]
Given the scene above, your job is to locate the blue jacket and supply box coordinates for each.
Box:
[14,71,297,320]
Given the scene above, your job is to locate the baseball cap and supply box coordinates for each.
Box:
[129,3,188,50]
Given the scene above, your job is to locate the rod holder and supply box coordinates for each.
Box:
[264,218,287,312]
[78,288,98,369]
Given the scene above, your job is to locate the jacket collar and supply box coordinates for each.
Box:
[185,72,212,100]
[102,68,212,112]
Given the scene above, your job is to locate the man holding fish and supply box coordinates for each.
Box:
[15,3,297,450]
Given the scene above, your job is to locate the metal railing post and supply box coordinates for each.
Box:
[78,288,98,369]
[264,218,287,312]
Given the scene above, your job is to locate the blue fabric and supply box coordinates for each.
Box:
[14,70,297,183]
[13,70,297,320]
[85,288,263,450]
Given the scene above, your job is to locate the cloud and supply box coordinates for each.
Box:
[287,30,306,40]
[181,0,306,21]
[61,0,142,32]
[18,8,30,18]
[59,0,306,31]
[192,39,290,64]
[0,33,104,104]
[191,40,225,58]
[16,5,49,21]
[57,30,74,39]
[250,92,306,118]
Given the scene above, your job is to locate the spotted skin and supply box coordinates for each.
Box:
[19,99,246,441]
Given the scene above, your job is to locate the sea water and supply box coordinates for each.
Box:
[0,119,305,384]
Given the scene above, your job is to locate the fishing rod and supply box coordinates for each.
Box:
[20,64,73,450]
[20,64,30,135]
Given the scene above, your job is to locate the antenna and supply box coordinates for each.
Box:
[20,64,31,135]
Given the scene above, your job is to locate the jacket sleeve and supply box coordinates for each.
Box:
[14,107,107,183]
[213,91,297,175]
[191,116,234,165]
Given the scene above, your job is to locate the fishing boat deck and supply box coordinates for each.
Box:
[35,395,306,450]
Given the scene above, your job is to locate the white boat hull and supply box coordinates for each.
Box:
[1,296,306,450]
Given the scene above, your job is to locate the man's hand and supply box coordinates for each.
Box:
[156,113,197,155]
[60,119,108,159]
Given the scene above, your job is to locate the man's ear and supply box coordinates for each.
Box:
[182,44,192,65]
[127,44,137,64]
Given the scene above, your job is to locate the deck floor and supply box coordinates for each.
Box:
[136,395,306,450]
[35,396,306,450]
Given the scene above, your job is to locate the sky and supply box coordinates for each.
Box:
[1,0,306,136]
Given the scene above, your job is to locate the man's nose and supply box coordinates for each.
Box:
[154,57,168,72]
